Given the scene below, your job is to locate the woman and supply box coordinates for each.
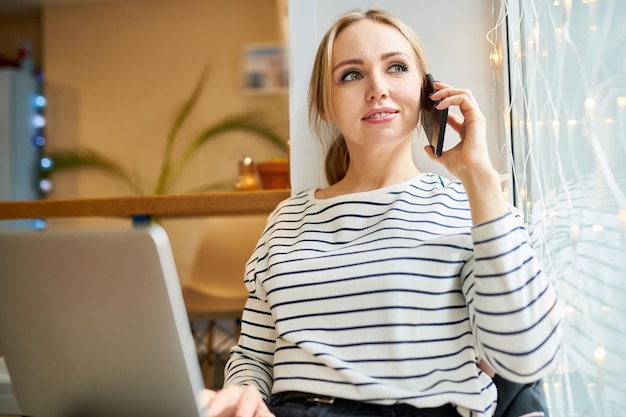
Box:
[201,9,561,417]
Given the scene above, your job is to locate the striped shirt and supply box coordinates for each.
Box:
[224,173,562,417]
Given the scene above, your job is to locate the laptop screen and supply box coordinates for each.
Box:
[0,225,204,417]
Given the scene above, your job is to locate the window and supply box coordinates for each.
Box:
[505,0,626,415]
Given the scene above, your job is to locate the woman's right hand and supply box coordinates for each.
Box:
[198,385,275,417]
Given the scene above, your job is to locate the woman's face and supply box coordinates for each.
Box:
[329,19,422,151]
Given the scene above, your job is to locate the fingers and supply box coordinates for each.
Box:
[445,112,464,135]
[429,83,484,122]
[204,385,275,417]
[235,385,275,417]
[478,359,496,378]
[198,389,216,416]
[432,81,478,104]
[208,385,244,417]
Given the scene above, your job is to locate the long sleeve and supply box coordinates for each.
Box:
[223,296,276,399]
[462,210,562,383]
[223,223,278,400]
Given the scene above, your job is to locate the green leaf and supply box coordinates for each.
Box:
[155,66,210,194]
[159,113,287,194]
[45,147,143,195]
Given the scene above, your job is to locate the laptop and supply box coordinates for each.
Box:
[0,225,205,417]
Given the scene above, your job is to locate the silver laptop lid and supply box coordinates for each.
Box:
[0,225,204,417]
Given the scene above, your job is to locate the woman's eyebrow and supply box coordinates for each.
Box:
[332,58,363,74]
[332,51,411,74]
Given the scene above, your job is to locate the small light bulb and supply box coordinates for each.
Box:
[555,27,564,42]
[570,224,580,243]
[39,179,53,192]
[490,49,502,67]
[563,0,572,12]
[33,94,46,108]
[585,97,596,111]
[593,346,606,362]
[619,209,626,229]
[32,219,47,230]
[40,157,53,170]
[32,115,46,128]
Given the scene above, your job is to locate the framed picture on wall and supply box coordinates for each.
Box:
[242,43,288,95]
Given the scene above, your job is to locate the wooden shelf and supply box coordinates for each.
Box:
[0,190,291,220]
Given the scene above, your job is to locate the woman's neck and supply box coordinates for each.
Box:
[317,155,420,199]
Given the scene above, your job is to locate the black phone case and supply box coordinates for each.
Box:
[423,74,447,157]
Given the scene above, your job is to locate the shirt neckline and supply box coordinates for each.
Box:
[309,172,438,204]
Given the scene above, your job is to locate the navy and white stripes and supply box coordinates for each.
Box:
[225,173,561,417]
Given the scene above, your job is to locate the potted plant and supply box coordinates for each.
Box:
[256,156,289,190]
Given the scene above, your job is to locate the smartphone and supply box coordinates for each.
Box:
[421,74,448,157]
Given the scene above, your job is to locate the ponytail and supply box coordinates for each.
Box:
[325,134,349,185]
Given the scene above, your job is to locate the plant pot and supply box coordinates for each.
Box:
[256,160,290,190]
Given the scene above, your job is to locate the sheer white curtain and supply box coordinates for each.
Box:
[503,0,626,415]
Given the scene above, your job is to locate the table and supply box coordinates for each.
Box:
[0,190,291,221]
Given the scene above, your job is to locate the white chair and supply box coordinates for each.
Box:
[181,215,267,388]
[0,356,24,416]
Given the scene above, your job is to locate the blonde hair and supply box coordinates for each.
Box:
[308,9,430,185]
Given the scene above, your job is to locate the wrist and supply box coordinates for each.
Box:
[458,164,500,191]
[459,166,508,225]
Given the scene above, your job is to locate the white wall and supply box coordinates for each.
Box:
[288,0,500,194]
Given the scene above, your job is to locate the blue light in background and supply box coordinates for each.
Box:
[39,157,53,170]
[38,179,52,192]
[33,94,46,108]
[31,114,45,128]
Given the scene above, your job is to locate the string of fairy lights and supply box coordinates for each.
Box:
[491,0,626,415]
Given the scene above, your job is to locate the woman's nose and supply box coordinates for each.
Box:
[367,74,389,101]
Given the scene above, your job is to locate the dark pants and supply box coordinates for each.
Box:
[269,376,548,417]
[269,392,461,417]
[492,376,548,417]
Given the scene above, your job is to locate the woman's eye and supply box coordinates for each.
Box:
[389,63,409,73]
[341,71,362,82]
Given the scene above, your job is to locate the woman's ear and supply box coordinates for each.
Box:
[320,107,334,123]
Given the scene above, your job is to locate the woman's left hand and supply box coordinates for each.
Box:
[426,81,508,225]
[424,81,493,181]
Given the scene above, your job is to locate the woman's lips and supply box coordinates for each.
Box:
[362,108,398,123]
